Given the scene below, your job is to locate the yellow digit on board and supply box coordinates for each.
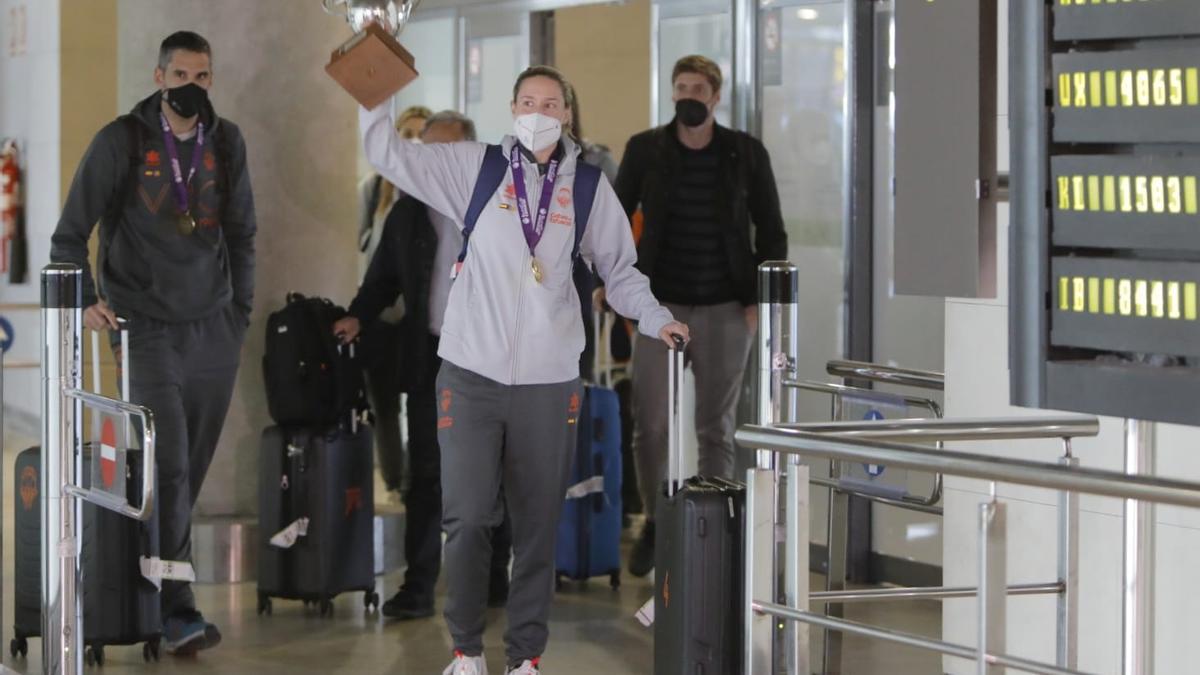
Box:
[1120,176,1134,212]
[1058,175,1071,210]
[1151,176,1165,213]
[1153,69,1167,106]
[1091,71,1103,108]
[1075,72,1089,108]
[1121,70,1135,107]
[1104,176,1117,212]
[1060,277,1070,311]
[1074,176,1086,211]
[1168,176,1182,214]
[1188,68,1199,106]
[1089,278,1101,314]
[1106,70,1119,107]
[1170,68,1184,106]
[1088,176,1101,211]
[1074,278,1087,313]
[1186,283,1198,321]
[1135,280,1148,317]
[1104,278,1116,315]
[1137,70,1151,106]
[1119,279,1133,316]
[1168,282,1182,320]
[1151,281,1165,318]
[1186,176,1198,214]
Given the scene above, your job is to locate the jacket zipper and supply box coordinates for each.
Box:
[510,155,537,383]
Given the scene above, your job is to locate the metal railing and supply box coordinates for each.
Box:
[825,360,945,391]
[41,264,157,675]
[737,421,1200,674]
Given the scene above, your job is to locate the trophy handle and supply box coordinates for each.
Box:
[321,0,347,17]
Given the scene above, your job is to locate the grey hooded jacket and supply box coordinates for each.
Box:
[360,105,673,386]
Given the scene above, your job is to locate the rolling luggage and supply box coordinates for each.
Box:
[11,327,162,666]
[653,336,746,675]
[554,384,623,589]
[256,423,378,616]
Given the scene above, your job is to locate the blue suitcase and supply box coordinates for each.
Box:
[555,385,623,589]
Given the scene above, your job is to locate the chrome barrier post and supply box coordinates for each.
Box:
[823,393,847,675]
[756,261,799,470]
[1122,420,1155,675]
[746,466,776,675]
[42,264,83,675]
[1057,445,1079,670]
[978,499,1006,675]
[785,460,810,675]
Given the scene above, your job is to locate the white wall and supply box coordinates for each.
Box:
[0,0,61,436]
[942,2,1200,672]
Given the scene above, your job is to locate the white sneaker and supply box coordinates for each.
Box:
[443,652,489,675]
[506,659,540,674]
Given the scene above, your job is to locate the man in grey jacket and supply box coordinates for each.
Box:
[50,31,254,656]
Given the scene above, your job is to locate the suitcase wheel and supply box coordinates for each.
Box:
[364,591,380,612]
[554,575,564,592]
[10,637,27,659]
[609,571,621,590]
[143,638,161,662]
[257,592,273,617]
[320,598,334,618]
[85,644,104,667]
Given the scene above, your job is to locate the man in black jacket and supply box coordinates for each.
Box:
[613,55,788,577]
[332,111,511,620]
[50,31,255,655]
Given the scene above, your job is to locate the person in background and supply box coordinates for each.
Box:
[612,54,787,578]
[359,65,689,675]
[357,103,432,499]
[334,111,512,622]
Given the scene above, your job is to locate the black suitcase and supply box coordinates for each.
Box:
[12,446,162,665]
[257,424,379,616]
[653,338,746,675]
[12,326,162,665]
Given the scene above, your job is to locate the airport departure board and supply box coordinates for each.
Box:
[1010,1,1200,424]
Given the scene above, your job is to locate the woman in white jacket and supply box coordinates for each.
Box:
[359,66,688,675]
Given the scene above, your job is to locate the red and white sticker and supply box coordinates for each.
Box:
[100,418,117,489]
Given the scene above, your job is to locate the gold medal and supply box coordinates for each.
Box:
[531,258,544,284]
[177,212,197,236]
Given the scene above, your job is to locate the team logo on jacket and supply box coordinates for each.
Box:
[550,212,573,226]
[556,187,572,208]
[504,183,516,199]
[344,487,363,517]
[203,152,216,172]
[145,150,161,168]
[568,393,581,414]
[441,389,452,413]
[20,466,37,511]
[439,389,454,429]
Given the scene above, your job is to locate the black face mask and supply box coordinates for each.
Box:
[164,83,208,119]
[675,98,710,127]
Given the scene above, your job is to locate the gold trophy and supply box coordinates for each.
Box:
[323,0,421,109]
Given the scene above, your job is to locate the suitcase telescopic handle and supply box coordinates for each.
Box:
[667,334,686,497]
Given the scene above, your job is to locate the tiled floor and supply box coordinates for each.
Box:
[0,435,942,674]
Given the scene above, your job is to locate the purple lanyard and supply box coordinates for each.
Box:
[159,112,205,215]
[509,148,559,255]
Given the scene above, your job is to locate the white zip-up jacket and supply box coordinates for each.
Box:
[360,105,674,386]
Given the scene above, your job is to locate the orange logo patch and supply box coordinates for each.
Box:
[550,212,573,226]
[568,393,581,414]
[344,487,363,517]
[441,389,452,413]
[19,466,37,511]
[504,183,516,199]
[556,187,572,208]
[438,417,454,429]
[203,152,216,172]
[662,571,670,608]
[145,150,161,168]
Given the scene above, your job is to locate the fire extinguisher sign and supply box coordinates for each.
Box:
[0,316,13,354]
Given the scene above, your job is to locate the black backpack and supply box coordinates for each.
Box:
[262,293,368,428]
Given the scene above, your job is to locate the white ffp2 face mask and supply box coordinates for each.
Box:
[513,113,562,153]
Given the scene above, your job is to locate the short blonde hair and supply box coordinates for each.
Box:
[396,105,433,132]
[672,55,723,94]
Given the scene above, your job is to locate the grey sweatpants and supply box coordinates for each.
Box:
[122,305,245,618]
[436,361,582,664]
[633,301,753,518]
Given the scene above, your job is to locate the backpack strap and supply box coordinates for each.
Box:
[571,162,602,261]
[457,144,508,264]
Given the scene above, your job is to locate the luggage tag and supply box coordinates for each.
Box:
[139,556,197,590]
[635,597,654,627]
[269,517,310,549]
